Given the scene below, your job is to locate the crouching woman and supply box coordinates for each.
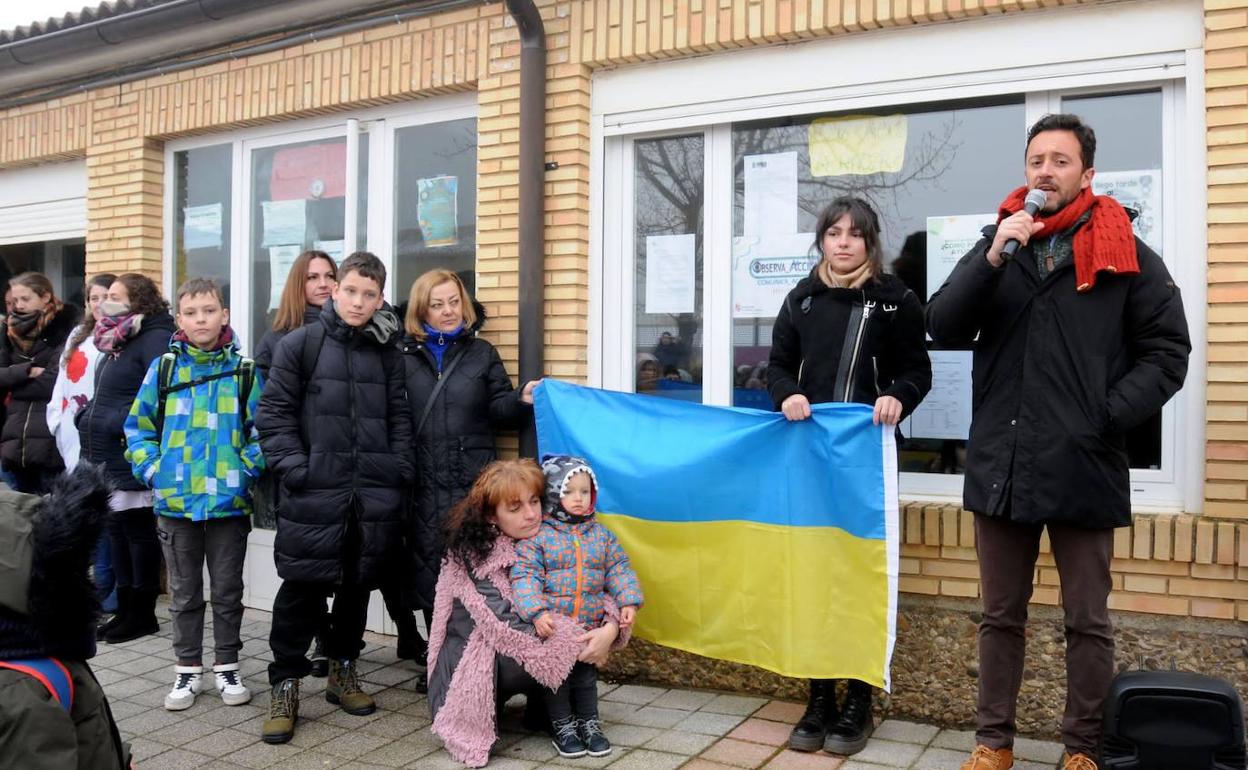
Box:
[427,459,625,768]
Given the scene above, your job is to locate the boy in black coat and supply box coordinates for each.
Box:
[255,251,414,744]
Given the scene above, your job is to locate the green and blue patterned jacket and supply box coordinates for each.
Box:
[124,334,265,520]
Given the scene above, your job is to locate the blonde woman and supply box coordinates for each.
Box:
[400,269,538,689]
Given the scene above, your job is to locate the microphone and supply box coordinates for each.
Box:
[1001,188,1049,260]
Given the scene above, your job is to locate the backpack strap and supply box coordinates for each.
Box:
[300,323,326,383]
[0,657,74,713]
[238,357,255,420]
[153,352,178,438]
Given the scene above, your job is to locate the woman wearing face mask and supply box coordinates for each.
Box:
[77,273,176,644]
[254,250,338,374]
[768,197,931,758]
[47,272,119,612]
[400,269,539,691]
[0,272,82,494]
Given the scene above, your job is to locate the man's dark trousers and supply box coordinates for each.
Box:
[974,513,1115,756]
[268,581,370,684]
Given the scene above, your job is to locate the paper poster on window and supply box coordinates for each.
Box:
[901,350,973,441]
[1093,169,1162,254]
[809,114,908,177]
[731,233,818,319]
[183,203,223,250]
[744,152,798,237]
[314,239,345,261]
[417,175,458,247]
[268,244,302,311]
[261,199,307,248]
[644,234,696,315]
[926,213,996,302]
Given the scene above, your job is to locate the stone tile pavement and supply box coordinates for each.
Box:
[97,602,1065,769]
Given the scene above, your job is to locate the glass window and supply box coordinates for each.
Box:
[729,98,1025,473]
[60,241,86,308]
[1063,89,1165,469]
[173,144,232,304]
[393,118,478,302]
[634,134,705,401]
[249,137,349,345]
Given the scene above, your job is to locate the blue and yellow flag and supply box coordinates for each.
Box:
[534,380,900,689]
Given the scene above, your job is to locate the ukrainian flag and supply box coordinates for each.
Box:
[535,380,900,689]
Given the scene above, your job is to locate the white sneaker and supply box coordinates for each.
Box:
[164,665,203,711]
[213,662,252,706]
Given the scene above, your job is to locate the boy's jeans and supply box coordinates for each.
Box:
[156,515,251,665]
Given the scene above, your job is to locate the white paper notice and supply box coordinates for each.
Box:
[743,152,798,237]
[261,200,307,248]
[183,203,223,250]
[314,239,345,261]
[731,233,818,319]
[1093,169,1162,254]
[903,350,973,440]
[926,214,996,302]
[644,234,696,315]
[268,244,302,311]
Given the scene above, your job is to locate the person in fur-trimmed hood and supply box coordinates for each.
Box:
[428,460,627,768]
[0,463,132,769]
[510,455,643,759]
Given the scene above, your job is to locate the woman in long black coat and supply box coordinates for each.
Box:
[0,272,80,494]
[400,269,536,683]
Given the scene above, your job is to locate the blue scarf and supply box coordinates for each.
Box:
[422,322,464,373]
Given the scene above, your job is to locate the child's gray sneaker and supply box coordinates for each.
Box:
[550,717,587,758]
[213,662,252,706]
[580,717,612,757]
[164,665,203,711]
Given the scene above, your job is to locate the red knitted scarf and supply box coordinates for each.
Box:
[997,186,1138,292]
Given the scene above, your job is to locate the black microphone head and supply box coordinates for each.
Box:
[1023,188,1048,215]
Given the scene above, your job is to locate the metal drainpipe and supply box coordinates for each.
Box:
[505,0,546,458]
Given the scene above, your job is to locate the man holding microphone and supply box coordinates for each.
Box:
[926,114,1190,770]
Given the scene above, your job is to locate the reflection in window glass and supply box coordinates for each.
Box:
[250,137,348,346]
[634,135,704,401]
[174,144,232,304]
[393,119,477,303]
[1063,89,1164,469]
[729,98,1025,473]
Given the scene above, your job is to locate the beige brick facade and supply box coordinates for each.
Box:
[0,0,1244,615]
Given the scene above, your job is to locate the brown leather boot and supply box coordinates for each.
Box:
[960,745,1014,770]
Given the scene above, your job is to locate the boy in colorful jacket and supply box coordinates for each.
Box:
[124,277,264,713]
[511,454,643,759]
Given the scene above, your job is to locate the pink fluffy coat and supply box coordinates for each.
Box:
[427,537,630,767]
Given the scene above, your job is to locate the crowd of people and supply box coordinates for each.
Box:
[0,113,1190,770]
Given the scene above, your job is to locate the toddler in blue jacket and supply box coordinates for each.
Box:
[511,454,643,759]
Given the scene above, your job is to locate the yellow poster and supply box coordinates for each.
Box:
[808,114,908,177]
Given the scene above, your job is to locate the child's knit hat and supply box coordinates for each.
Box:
[540,454,598,523]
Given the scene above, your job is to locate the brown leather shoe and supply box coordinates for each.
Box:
[1060,752,1098,770]
[961,745,1014,770]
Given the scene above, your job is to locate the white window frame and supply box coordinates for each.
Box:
[590,0,1207,512]
[163,93,478,350]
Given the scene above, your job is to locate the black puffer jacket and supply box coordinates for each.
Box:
[0,304,80,471]
[253,305,322,374]
[768,271,931,418]
[926,229,1189,528]
[76,312,175,490]
[256,302,414,586]
[401,315,531,610]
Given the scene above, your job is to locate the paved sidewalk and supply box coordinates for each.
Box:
[97,603,1065,769]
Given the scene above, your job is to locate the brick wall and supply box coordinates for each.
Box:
[900,503,1248,620]
[0,0,1244,618]
[1205,0,1248,520]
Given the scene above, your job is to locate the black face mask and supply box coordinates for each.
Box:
[7,310,41,338]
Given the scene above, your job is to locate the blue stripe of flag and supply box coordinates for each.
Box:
[534,380,887,541]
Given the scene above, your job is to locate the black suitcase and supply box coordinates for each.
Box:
[1101,670,1246,770]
